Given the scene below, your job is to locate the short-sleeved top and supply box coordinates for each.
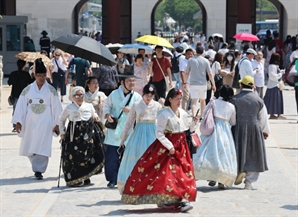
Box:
[68,57,91,87]
[152,56,172,82]
[186,55,211,86]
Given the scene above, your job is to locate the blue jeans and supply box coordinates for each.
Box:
[172,72,181,89]
[52,72,66,96]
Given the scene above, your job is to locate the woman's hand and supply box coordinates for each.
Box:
[93,116,99,122]
[169,148,175,155]
[53,125,60,135]
[120,142,125,148]
[60,134,65,140]
[193,115,200,124]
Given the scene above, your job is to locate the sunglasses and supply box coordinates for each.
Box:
[73,94,84,98]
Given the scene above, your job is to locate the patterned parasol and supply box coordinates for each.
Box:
[15,52,54,67]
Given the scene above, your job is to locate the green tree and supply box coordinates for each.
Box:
[154,0,201,31]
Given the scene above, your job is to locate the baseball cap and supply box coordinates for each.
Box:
[239,75,254,87]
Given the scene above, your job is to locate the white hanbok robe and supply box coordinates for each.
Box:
[12,81,62,157]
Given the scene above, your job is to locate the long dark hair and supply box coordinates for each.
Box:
[164,88,182,107]
[17,59,26,72]
[85,76,98,92]
[223,52,235,72]
[219,85,234,102]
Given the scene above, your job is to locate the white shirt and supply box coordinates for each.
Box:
[179,58,190,84]
[290,50,298,63]
[156,107,199,150]
[218,48,229,55]
[252,59,264,87]
[59,102,98,134]
[267,64,282,89]
[239,57,256,79]
[52,56,67,72]
[204,49,216,60]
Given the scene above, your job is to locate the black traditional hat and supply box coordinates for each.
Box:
[41,30,48,35]
[116,65,140,79]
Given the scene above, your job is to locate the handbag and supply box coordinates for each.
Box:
[200,98,215,136]
[214,74,222,83]
[191,132,202,147]
[104,92,134,129]
[155,57,170,92]
[278,80,285,91]
[207,80,212,90]
[54,59,65,74]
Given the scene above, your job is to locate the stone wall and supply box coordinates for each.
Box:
[16,0,80,49]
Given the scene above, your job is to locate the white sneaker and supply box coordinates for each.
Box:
[244,182,254,190]
[180,202,193,212]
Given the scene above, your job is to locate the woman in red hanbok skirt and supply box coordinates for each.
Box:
[121,88,199,212]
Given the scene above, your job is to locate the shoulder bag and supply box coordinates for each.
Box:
[54,59,65,74]
[104,92,134,129]
[155,57,170,92]
[199,99,215,136]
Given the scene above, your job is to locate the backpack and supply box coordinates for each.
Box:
[232,62,241,88]
[170,54,181,73]
[232,57,247,88]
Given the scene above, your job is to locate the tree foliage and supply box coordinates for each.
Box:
[256,0,276,11]
[154,0,201,31]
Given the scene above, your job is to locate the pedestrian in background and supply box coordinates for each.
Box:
[12,58,62,180]
[59,86,105,187]
[84,76,107,122]
[252,51,265,98]
[263,53,286,119]
[8,60,34,132]
[51,49,67,102]
[39,30,51,57]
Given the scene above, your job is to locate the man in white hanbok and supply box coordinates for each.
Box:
[12,59,62,180]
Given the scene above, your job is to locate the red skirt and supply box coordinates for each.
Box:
[121,132,197,205]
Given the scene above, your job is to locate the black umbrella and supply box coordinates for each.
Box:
[51,34,116,66]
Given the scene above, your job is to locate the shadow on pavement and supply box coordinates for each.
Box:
[14,188,49,193]
[101,208,181,215]
[197,186,243,193]
[0,176,57,185]
[0,133,16,137]
[78,199,123,208]
[280,205,298,210]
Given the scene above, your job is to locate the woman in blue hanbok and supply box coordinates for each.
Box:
[193,85,237,189]
[117,84,161,194]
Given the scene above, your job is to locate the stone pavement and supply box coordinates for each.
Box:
[0,79,297,217]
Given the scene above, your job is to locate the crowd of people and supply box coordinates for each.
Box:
[8,29,298,213]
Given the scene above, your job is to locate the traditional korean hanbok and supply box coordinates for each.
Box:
[59,102,105,186]
[84,89,107,122]
[117,99,162,194]
[12,81,62,173]
[103,86,142,184]
[121,107,198,205]
[193,98,237,187]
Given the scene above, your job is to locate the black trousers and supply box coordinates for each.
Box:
[152,79,166,100]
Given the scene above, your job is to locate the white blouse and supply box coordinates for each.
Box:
[120,99,162,142]
[59,102,98,134]
[267,64,282,89]
[85,90,107,122]
[203,98,236,126]
[156,107,199,150]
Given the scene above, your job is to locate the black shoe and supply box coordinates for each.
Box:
[34,172,43,180]
[107,181,117,188]
[12,128,17,132]
[84,178,91,185]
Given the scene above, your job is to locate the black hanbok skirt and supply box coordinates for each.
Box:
[62,118,105,186]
